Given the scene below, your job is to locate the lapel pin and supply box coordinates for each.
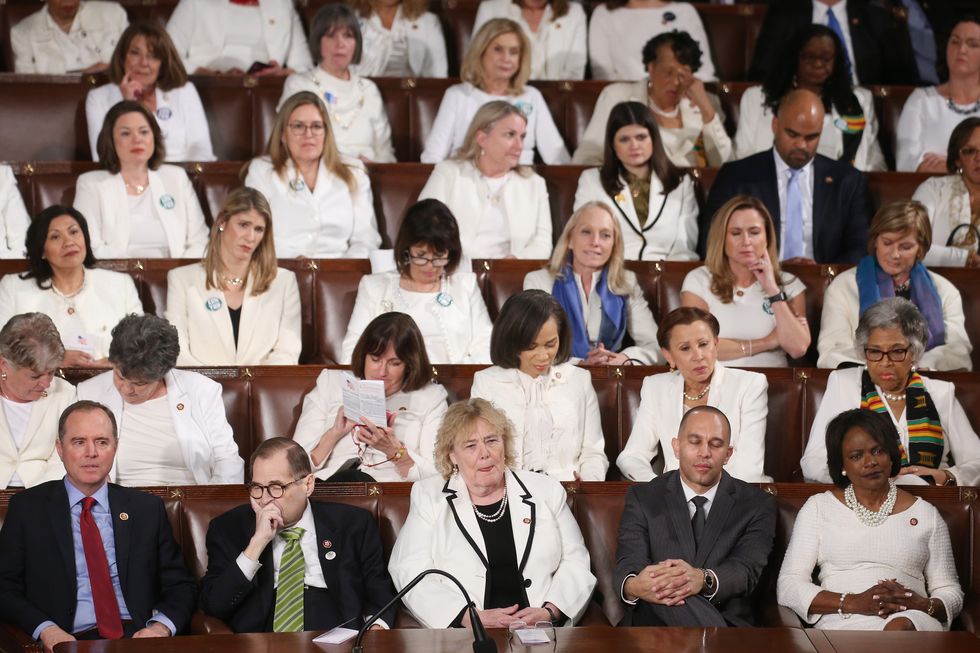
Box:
[851,18,859,26]
[411,23,418,29]
[176,403,184,411]
[522,517,531,524]
[910,518,918,526]
[156,107,173,121]
[205,296,223,311]
[824,176,833,184]
[159,194,176,210]
[325,551,337,560]
[322,540,332,549]
[119,512,129,521]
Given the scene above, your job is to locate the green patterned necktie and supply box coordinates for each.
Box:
[273,527,306,632]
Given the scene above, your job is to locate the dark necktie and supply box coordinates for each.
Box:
[691,496,708,547]
[80,497,123,639]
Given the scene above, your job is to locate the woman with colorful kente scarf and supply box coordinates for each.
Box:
[803,297,980,486]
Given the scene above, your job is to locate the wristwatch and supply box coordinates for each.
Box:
[700,569,716,596]
[765,291,788,304]
[942,469,956,486]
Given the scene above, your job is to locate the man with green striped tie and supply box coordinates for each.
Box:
[200,438,398,633]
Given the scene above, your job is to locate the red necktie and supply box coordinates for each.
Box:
[80,497,123,639]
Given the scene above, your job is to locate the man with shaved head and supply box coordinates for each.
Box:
[699,88,872,264]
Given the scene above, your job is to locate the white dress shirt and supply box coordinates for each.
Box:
[812,0,858,84]
[774,150,815,259]
[681,478,720,519]
[236,502,327,588]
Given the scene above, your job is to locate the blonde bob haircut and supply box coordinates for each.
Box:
[547,201,630,295]
[433,398,517,480]
[453,100,532,177]
[867,200,932,260]
[203,187,278,295]
[348,0,429,20]
[704,195,790,303]
[264,91,356,194]
[460,18,531,95]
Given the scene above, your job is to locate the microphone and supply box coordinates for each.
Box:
[353,568,498,653]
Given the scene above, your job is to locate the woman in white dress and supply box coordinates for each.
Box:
[11,0,128,74]
[470,290,609,481]
[420,18,569,165]
[0,206,143,368]
[616,306,769,482]
[0,165,30,259]
[781,408,962,631]
[87,21,215,163]
[341,199,492,364]
[473,0,586,80]
[74,100,209,259]
[419,101,552,259]
[682,195,810,367]
[573,102,698,261]
[524,201,662,365]
[166,188,302,366]
[279,3,396,162]
[348,0,447,78]
[293,312,448,482]
[245,91,382,258]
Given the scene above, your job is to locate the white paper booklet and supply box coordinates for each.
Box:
[341,373,388,426]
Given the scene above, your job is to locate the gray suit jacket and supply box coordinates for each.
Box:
[614,470,777,627]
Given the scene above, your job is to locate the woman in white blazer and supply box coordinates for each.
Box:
[348,0,447,78]
[166,188,301,366]
[293,312,448,482]
[388,398,595,628]
[246,91,382,258]
[419,101,552,260]
[74,101,209,259]
[165,0,312,74]
[471,290,609,481]
[574,102,698,261]
[420,19,569,165]
[617,306,770,483]
[86,22,215,163]
[524,202,662,365]
[473,0,586,80]
[11,0,127,74]
[77,313,243,486]
[342,199,492,364]
[0,206,143,368]
[0,165,30,259]
[0,313,76,488]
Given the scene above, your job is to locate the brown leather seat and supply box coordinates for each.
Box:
[698,4,768,82]
[871,85,915,171]
[312,259,373,364]
[246,367,323,449]
[365,163,433,248]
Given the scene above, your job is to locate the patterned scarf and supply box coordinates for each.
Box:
[860,369,945,469]
[855,255,945,350]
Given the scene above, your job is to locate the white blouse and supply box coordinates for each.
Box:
[352,7,448,78]
[0,165,30,259]
[896,86,980,172]
[912,175,977,267]
[115,395,197,487]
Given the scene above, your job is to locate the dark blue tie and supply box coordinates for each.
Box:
[825,8,854,83]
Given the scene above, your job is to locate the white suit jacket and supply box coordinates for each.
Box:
[801,367,980,487]
[418,160,552,259]
[816,267,972,371]
[913,175,974,268]
[292,369,448,482]
[352,8,447,78]
[616,364,770,483]
[77,368,244,484]
[73,165,209,259]
[470,363,609,481]
[388,469,596,627]
[11,1,127,74]
[573,167,698,261]
[165,0,313,72]
[166,263,302,366]
[0,377,76,488]
[0,165,30,259]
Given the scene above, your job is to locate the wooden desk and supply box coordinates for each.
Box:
[806,629,980,653]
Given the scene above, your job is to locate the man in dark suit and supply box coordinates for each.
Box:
[699,88,872,263]
[615,405,777,627]
[0,401,197,653]
[200,437,397,633]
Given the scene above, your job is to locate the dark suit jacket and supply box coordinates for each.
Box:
[698,150,872,263]
[614,471,777,627]
[200,501,397,633]
[0,481,197,637]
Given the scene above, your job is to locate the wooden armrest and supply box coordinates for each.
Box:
[955,593,980,634]
[757,602,805,628]
[188,611,233,635]
[0,623,42,653]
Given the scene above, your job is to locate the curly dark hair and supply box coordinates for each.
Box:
[108,314,179,382]
[825,409,902,489]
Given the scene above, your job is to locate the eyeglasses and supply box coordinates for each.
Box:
[287,121,326,136]
[247,476,308,499]
[799,53,834,67]
[405,253,450,267]
[960,146,980,159]
[949,36,980,50]
[864,347,910,362]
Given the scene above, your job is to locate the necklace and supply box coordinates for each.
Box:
[946,96,980,116]
[123,179,147,194]
[221,275,245,288]
[881,389,906,402]
[844,479,897,527]
[51,274,85,315]
[683,384,710,402]
[893,279,910,293]
[649,98,680,119]
[473,490,509,523]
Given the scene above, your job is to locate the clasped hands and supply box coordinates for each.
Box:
[847,579,929,618]
[625,559,704,606]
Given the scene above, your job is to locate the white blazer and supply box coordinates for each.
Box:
[816,267,972,371]
[573,167,698,261]
[418,160,552,260]
[165,263,302,366]
[0,377,76,488]
[801,367,980,487]
[388,469,596,627]
[913,175,974,268]
[616,364,770,483]
[470,363,608,481]
[165,0,313,72]
[0,268,143,360]
[340,271,492,364]
[291,369,448,482]
[73,165,209,259]
[77,368,244,484]
[352,8,447,78]
[11,1,127,74]
[0,165,30,259]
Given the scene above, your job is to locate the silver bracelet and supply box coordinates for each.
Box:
[837,592,851,619]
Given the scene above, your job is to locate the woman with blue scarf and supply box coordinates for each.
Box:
[818,200,972,371]
[523,201,662,365]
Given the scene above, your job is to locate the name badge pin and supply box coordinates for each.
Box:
[205,297,223,311]
[325,551,337,560]
[159,194,176,210]
[156,107,173,121]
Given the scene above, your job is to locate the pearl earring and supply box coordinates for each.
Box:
[0,372,6,381]
[218,226,224,232]
[841,469,847,476]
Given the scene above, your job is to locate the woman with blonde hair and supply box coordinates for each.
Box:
[421,18,569,164]
[419,101,552,259]
[348,0,447,78]
[523,201,661,365]
[166,187,301,366]
[245,91,381,258]
[681,195,810,367]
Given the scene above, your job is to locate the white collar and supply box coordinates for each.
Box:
[680,476,720,506]
[773,149,814,179]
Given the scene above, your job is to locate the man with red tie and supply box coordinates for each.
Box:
[0,400,196,653]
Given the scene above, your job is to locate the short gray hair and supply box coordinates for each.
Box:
[855,297,928,363]
[108,314,179,382]
[0,313,65,372]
